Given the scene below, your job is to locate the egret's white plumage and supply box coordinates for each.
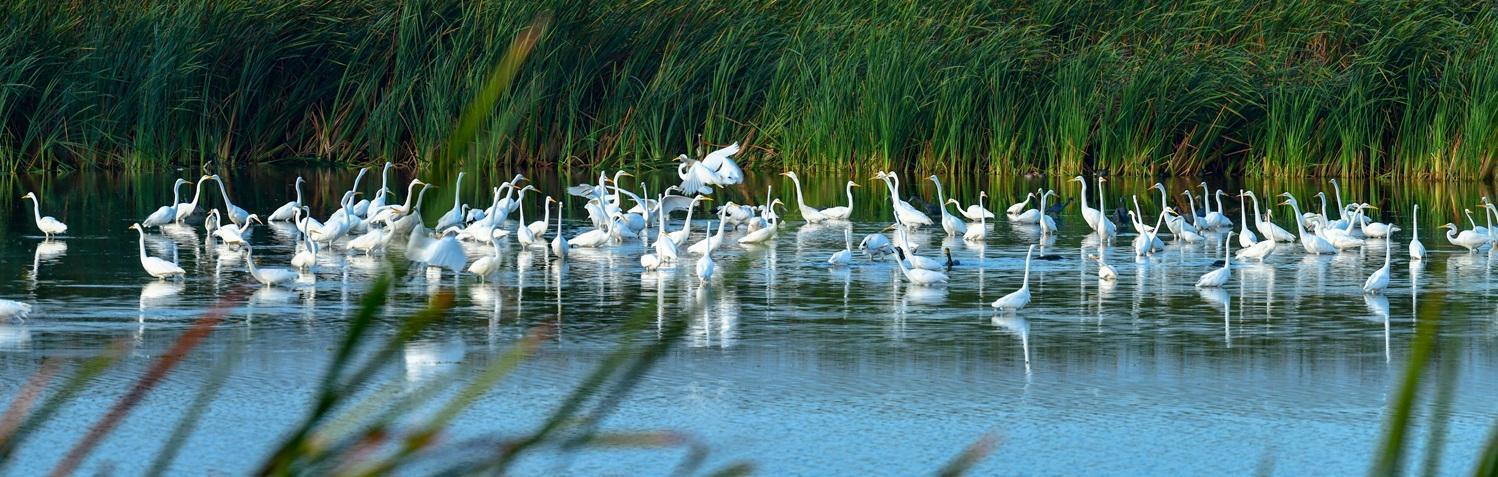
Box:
[129,223,184,279]
[143,179,189,227]
[991,245,1036,311]
[20,192,67,238]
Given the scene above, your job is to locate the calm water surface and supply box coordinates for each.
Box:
[1,169,1496,475]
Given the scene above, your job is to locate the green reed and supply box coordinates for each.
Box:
[2,0,1497,177]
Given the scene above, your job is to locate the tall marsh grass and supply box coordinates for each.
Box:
[1,1,1497,178]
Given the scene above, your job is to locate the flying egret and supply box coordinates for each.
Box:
[991,244,1036,311]
[19,192,67,238]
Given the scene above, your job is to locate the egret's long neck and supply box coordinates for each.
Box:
[681,201,697,234]
[933,180,948,214]
[1156,188,1168,216]
[1238,195,1249,229]
[1413,205,1419,235]
[1200,185,1211,213]
[216,179,233,205]
[1224,237,1232,267]
[1021,251,1032,288]
[540,200,551,233]
[1096,179,1106,211]
[451,174,464,208]
[295,180,304,205]
[1249,194,1263,224]
[789,175,808,209]
[1077,181,1091,211]
[846,183,855,209]
[1318,195,1328,218]
[1331,182,1345,219]
[135,228,147,262]
[378,166,390,200]
[400,182,419,210]
[1214,193,1225,216]
[189,178,207,207]
[27,196,41,222]
[1287,200,1308,237]
[414,187,430,213]
[171,182,184,205]
[1185,193,1198,221]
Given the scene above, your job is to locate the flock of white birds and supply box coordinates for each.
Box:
[5,144,1494,323]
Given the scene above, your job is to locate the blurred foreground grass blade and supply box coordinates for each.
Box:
[0,343,125,465]
[1369,293,1443,477]
[936,435,999,477]
[144,342,243,477]
[435,13,549,173]
[48,306,228,477]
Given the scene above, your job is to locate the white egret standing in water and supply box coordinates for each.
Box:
[174,175,213,223]
[20,192,67,238]
[697,219,720,283]
[550,201,568,259]
[891,247,948,286]
[991,244,1036,311]
[0,300,31,321]
[829,227,854,266]
[245,246,299,287]
[436,172,467,232]
[128,223,184,279]
[781,171,828,223]
[821,181,858,221]
[1364,228,1397,294]
[1409,204,1426,260]
[210,175,251,225]
[143,179,188,228]
[269,176,307,222]
[1195,232,1233,288]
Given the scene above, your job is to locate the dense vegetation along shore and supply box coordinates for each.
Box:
[2,1,1496,177]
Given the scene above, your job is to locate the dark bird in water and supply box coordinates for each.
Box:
[1046,197,1073,216]
[1113,206,1132,229]
[944,247,959,272]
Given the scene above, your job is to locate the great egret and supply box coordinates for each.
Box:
[19,192,67,238]
[347,226,386,255]
[468,223,502,280]
[1279,194,1337,254]
[268,177,307,222]
[370,179,427,227]
[436,172,467,232]
[369,162,394,214]
[929,175,967,236]
[516,194,544,247]
[859,233,893,258]
[1011,192,1041,224]
[1236,191,1259,248]
[244,246,299,287]
[1195,232,1233,288]
[665,196,712,246]
[1364,229,1396,294]
[652,206,679,263]
[955,191,996,221]
[891,247,948,286]
[1161,208,1203,243]
[738,200,784,244]
[291,209,318,271]
[1242,191,1294,242]
[525,196,557,238]
[1182,189,1208,229]
[0,300,30,321]
[1235,228,1277,262]
[1093,177,1118,239]
[1070,176,1103,232]
[696,218,720,282]
[1037,190,1059,235]
[143,179,189,227]
[822,181,859,221]
[781,171,828,223]
[550,201,568,259]
[1090,245,1117,281]
[1204,187,1232,230]
[874,172,933,227]
[1441,223,1485,252]
[214,212,259,246]
[640,252,664,271]
[310,194,354,244]
[174,175,213,223]
[423,228,467,274]
[829,228,854,266]
[129,223,185,279]
[391,184,433,236]
[209,175,251,225]
[677,142,742,194]
[1409,204,1426,260]
[962,198,987,242]
[991,244,1036,311]
[1005,193,1034,216]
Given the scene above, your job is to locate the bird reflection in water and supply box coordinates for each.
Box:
[403,337,466,385]
[1364,294,1391,364]
[991,314,1030,375]
[1198,287,1230,347]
